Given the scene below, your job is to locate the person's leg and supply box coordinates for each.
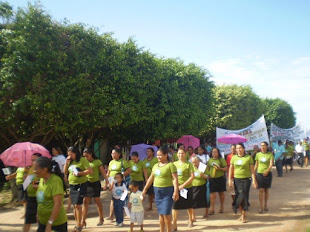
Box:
[259,188,264,211]
[219,192,225,212]
[66,196,72,213]
[107,200,114,220]
[187,208,193,226]
[113,199,120,224]
[23,224,31,232]
[172,209,178,230]
[75,204,83,228]
[241,208,246,222]
[148,194,154,210]
[82,197,91,227]
[164,215,172,232]
[140,223,144,231]
[130,222,134,232]
[94,197,104,223]
[159,215,165,232]
[210,192,216,213]
[279,160,283,176]
[264,189,269,210]
[192,208,196,221]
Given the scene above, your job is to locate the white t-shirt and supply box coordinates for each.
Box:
[52,155,66,173]
[295,144,304,153]
[197,154,209,164]
[129,190,144,212]
[112,182,127,199]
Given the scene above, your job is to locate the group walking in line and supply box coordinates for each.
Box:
[3,137,310,232]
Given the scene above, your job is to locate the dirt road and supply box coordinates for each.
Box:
[1,165,310,232]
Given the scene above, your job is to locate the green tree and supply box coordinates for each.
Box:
[262,98,296,129]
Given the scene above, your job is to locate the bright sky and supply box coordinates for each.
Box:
[10,0,310,132]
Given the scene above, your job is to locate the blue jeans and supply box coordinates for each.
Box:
[113,198,124,224]
[275,159,283,177]
[297,153,304,167]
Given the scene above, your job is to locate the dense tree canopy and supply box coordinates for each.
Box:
[0,3,215,150]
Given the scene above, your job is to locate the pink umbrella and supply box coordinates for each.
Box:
[217,134,247,144]
[0,142,51,167]
[177,135,200,150]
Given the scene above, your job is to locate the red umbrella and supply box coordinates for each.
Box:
[217,134,247,144]
[177,135,200,150]
[0,142,51,167]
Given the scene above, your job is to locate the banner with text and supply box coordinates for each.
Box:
[270,123,305,143]
[216,115,269,154]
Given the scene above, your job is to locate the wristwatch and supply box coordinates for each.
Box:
[48,220,54,225]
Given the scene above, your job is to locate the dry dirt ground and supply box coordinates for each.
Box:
[1,165,310,232]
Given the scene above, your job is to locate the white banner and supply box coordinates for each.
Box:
[216,115,269,154]
[270,123,305,143]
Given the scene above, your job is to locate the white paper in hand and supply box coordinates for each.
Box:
[198,162,207,173]
[180,188,188,199]
[73,167,79,176]
[23,175,34,191]
[124,206,130,217]
[140,194,144,200]
[2,168,12,175]
[120,190,128,201]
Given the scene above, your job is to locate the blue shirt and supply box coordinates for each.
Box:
[274,144,285,160]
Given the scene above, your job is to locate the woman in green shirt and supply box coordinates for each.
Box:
[106,148,131,221]
[207,147,228,215]
[254,141,273,214]
[34,156,67,232]
[129,152,148,191]
[172,148,195,230]
[64,146,93,231]
[229,143,257,223]
[82,148,110,228]
[191,155,210,221]
[143,147,158,210]
[142,147,179,232]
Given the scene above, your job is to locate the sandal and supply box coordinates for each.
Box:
[258,209,263,214]
[208,211,214,215]
[97,218,104,226]
[264,207,269,212]
[219,209,224,213]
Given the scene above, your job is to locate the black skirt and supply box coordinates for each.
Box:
[146,183,154,195]
[233,177,251,211]
[172,187,193,210]
[85,181,101,198]
[192,185,209,208]
[256,172,272,189]
[209,176,226,193]
[25,196,37,224]
[69,182,87,205]
[17,184,26,202]
[37,222,67,232]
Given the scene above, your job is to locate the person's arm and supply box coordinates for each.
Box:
[172,172,179,201]
[254,160,258,172]
[228,165,234,187]
[63,157,71,176]
[179,172,194,191]
[99,165,109,189]
[250,164,257,188]
[143,168,148,182]
[123,168,131,177]
[45,194,62,232]
[106,169,110,177]
[142,173,154,197]
[5,172,17,180]
[77,167,93,176]
[263,158,274,176]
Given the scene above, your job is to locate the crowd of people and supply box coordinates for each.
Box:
[2,138,310,232]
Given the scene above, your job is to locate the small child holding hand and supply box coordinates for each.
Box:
[128,180,144,232]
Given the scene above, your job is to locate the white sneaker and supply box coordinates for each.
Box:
[114,222,118,226]
[118,222,123,227]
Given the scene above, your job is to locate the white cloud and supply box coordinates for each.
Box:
[206,56,310,130]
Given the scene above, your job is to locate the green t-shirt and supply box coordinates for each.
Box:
[108,159,129,178]
[152,162,177,187]
[68,157,90,185]
[36,174,67,226]
[87,159,103,183]
[26,167,39,197]
[129,160,146,181]
[207,158,227,178]
[173,152,190,162]
[173,161,194,188]
[255,152,273,174]
[231,155,254,178]
[16,167,25,185]
[143,157,158,177]
[192,165,209,187]
[286,146,294,158]
[303,142,309,151]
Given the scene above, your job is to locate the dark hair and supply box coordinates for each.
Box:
[83,148,98,160]
[35,157,65,191]
[32,153,42,157]
[261,141,269,147]
[147,147,155,153]
[188,146,194,150]
[52,146,63,155]
[115,172,123,179]
[131,152,139,157]
[158,146,169,155]
[198,144,205,151]
[178,147,186,153]
[237,143,245,149]
[230,144,236,148]
[67,146,81,163]
[113,148,122,156]
[129,180,139,187]
[177,143,184,149]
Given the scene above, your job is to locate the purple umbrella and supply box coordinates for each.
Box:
[217,134,247,144]
[130,144,158,161]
